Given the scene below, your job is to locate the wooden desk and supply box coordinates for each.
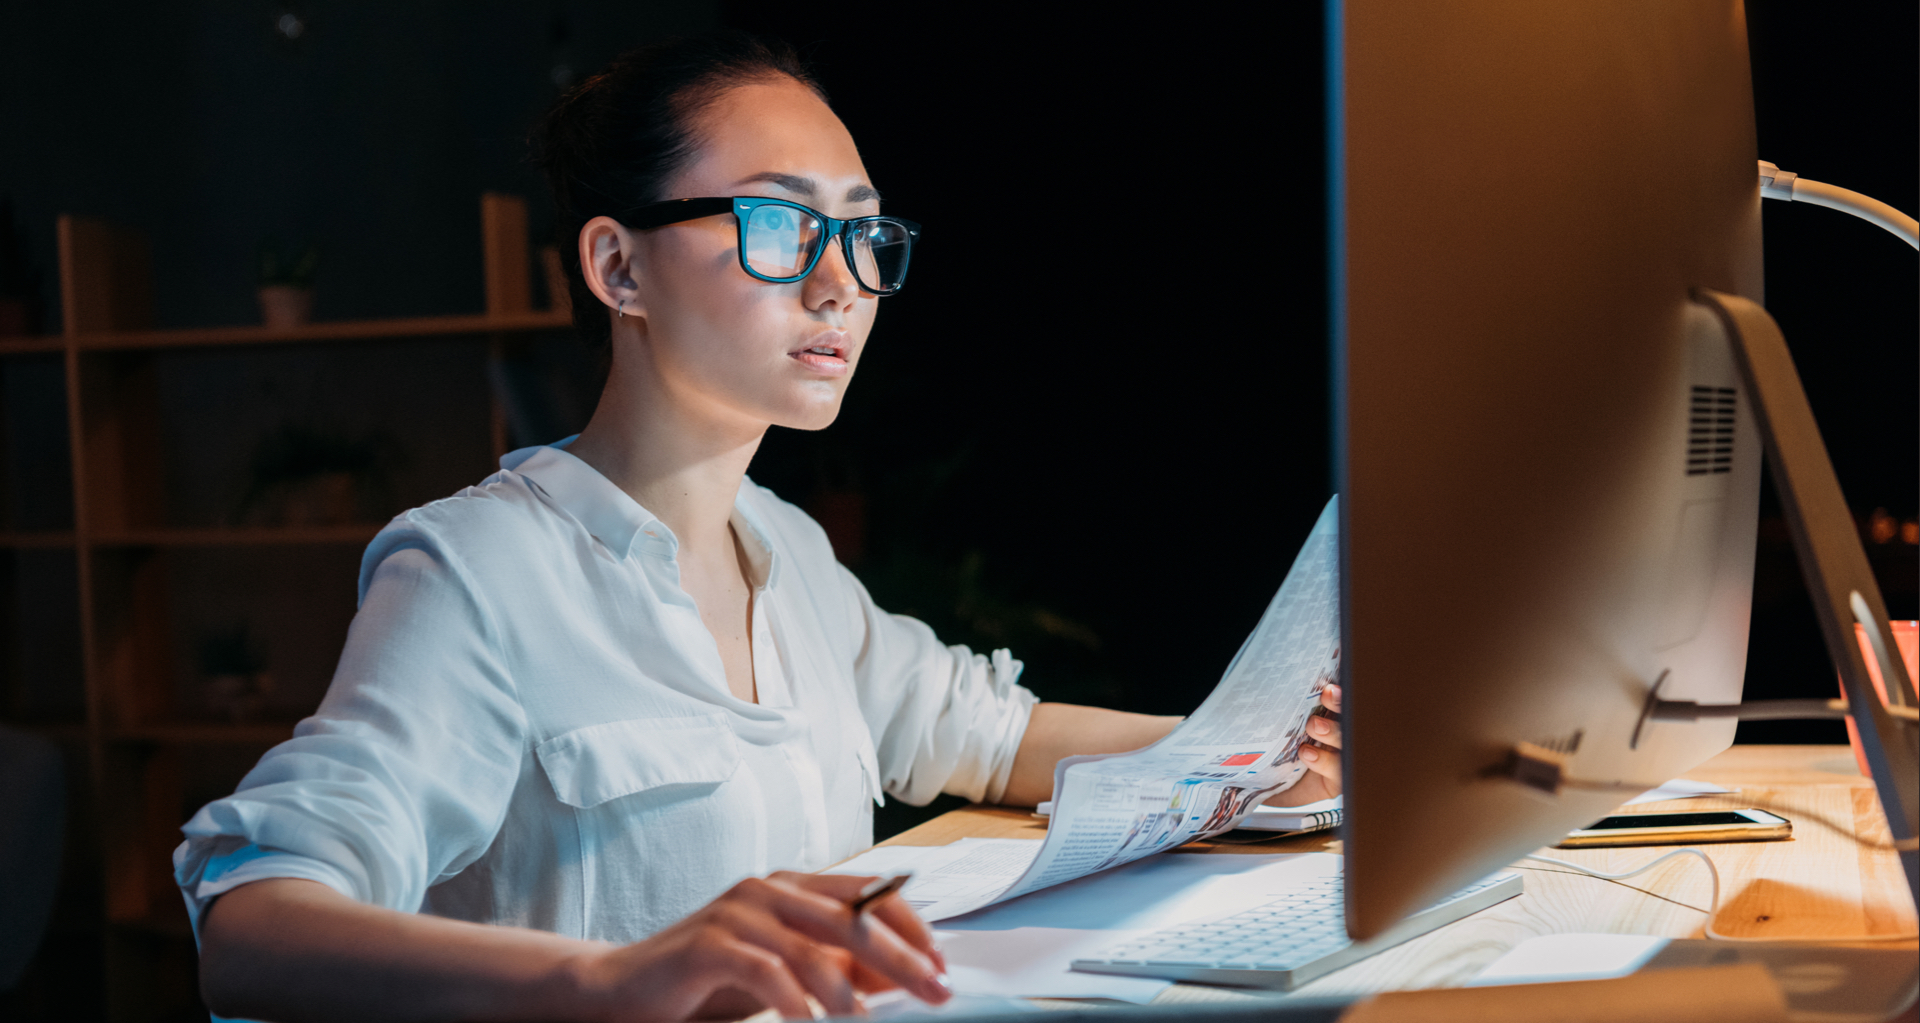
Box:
[876,745,1917,1005]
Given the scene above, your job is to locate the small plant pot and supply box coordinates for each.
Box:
[258,285,314,329]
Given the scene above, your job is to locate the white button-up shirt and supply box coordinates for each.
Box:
[173,442,1036,944]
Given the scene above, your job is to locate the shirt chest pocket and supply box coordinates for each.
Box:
[536,715,742,809]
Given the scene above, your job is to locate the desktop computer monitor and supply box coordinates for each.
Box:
[1336,0,1768,939]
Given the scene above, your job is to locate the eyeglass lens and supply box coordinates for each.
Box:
[743,204,822,278]
[851,220,911,293]
[742,204,910,293]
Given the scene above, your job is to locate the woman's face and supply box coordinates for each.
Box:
[594,77,882,433]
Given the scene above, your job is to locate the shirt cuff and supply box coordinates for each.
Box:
[174,837,362,944]
[978,648,1039,805]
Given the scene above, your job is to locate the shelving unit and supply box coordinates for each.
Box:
[0,192,569,1020]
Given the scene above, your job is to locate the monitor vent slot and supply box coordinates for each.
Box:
[1686,386,1736,476]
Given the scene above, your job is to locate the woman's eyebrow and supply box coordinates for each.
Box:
[734,172,817,196]
[731,172,881,205]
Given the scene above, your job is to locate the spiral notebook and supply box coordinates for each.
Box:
[1234,796,1343,833]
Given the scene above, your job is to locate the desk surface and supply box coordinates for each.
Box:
[876,745,1918,1005]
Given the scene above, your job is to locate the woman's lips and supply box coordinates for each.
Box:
[790,334,850,375]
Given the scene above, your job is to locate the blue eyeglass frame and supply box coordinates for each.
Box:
[614,195,922,295]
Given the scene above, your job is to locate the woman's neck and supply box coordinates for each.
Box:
[567,351,765,557]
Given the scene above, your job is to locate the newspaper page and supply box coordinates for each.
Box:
[910,496,1342,921]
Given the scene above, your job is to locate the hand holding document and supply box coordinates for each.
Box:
[865,498,1344,923]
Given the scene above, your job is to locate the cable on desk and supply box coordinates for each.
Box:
[1520,849,1918,944]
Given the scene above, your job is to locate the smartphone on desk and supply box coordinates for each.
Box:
[1556,808,1790,848]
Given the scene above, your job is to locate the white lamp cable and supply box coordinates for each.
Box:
[1759,161,1919,249]
[1520,848,1918,943]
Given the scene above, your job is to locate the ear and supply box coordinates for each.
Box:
[578,216,644,319]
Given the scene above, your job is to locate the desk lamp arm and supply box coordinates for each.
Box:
[1759,161,1919,249]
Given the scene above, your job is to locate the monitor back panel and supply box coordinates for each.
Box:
[1336,0,1764,938]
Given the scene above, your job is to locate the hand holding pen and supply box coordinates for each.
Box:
[574,869,946,1021]
[849,873,912,917]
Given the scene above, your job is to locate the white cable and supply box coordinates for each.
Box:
[1520,849,1918,943]
[1758,160,1920,249]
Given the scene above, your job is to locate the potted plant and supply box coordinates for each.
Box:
[257,239,319,328]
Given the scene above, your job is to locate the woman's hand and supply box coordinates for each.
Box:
[575,871,950,1021]
[1264,684,1343,806]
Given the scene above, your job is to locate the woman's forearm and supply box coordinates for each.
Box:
[200,870,950,1022]
[199,878,600,1023]
[1001,702,1182,807]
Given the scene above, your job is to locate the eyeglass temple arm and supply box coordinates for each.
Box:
[614,196,737,231]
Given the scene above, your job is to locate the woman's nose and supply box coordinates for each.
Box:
[803,235,862,308]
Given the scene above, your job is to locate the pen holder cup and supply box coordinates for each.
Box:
[1841,620,1919,777]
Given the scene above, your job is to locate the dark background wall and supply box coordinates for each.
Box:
[0,1,719,328]
[0,2,1912,1018]
[1,3,1911,733]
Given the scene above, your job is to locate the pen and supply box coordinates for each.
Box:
[848,873,911,916]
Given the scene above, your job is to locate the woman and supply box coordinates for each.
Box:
[181,33,1344,1022]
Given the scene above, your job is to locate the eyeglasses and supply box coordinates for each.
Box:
[616,196,921,295]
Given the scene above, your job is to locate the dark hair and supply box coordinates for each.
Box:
[531,32,827,358]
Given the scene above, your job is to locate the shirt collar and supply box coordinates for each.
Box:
[729,497,780,591]
[501,439,674,560]
[501,438,781,587]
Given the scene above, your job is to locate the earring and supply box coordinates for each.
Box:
[617,299,626,319]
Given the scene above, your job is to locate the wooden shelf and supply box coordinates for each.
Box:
[91,525,383,548]
[65,309,570,353]
[6,198,550,1015]
[0,529,78,548]
[0,335,64,355]
[110,720,300,745]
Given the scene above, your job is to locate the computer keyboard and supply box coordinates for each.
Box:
[1071,871,1523,991]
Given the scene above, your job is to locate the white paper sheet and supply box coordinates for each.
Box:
[1468,933,1670,986]
[839,839,1044,920]
[932,928,1171,1003]
[860,991,1038,1018]
[831,844,1341,1002]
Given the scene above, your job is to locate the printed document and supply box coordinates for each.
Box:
[882,497,1342,921]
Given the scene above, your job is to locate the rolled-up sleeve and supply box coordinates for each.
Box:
[173,527,525,938]
[841,566,1037,807]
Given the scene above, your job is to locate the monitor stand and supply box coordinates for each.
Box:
[1689,288,1920,911]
